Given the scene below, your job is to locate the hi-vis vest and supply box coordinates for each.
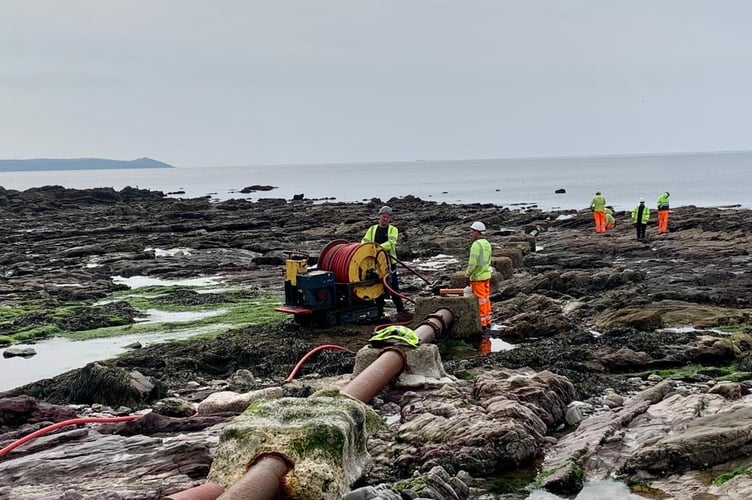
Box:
[591,195,607,211]
[369,325,420,347]
[362,224,398,259]
[467,238,492,281]
[632,204,650,223]
[657,192,670,210]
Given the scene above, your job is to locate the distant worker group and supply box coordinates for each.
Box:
[590,191,671,240]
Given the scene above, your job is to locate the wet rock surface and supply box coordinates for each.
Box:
[1,187,752,498]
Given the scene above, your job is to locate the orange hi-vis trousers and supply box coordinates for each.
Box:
[593,210,606,233]
[658,210,669,234]
[471,279,491,327]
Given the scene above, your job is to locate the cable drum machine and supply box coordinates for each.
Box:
[274,239,391,327]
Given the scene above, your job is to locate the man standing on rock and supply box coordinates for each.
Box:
[362,205,406,315]
[467,221,492,331]
[657,191,670,234]
[590,191,607,233]
[631,198,650,241]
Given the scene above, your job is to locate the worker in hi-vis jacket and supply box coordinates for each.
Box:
[590,191,607,233]
[657,191,670,234]
[631,198,650,241]
[362,205,405,314]
[467,221,492,331]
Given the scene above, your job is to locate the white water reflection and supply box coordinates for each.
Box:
[0,325,228,393]
[112,275,224,289]
[490,337,516,352]
[145,247,194,257]
[660,326,728,335]
[527,479,650,499]
[409,254,460,272]
[136,309,227,324]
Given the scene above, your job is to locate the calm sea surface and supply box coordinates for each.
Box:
[1,151,750,212]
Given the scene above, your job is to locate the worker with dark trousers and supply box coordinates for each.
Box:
[362,205,406,315]
[657,191,670,234]
[631,198,650,241]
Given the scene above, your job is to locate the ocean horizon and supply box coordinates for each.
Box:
[1,150,750,212]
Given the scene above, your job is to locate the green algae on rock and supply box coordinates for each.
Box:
[209,393,384,499]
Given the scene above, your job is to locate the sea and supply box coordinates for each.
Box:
[1,150,750,212]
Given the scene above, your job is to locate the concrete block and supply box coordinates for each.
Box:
[449,270,468,288]
[489,270,503,294]
[501,241,533,255]
[491,256,513,279]
[209,393,383,500]
[492,247,524,268]
[414,295,481,338]
[507,234,537,252]
[352,344,454,388]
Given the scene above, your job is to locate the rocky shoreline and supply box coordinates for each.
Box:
[1,186,752,499]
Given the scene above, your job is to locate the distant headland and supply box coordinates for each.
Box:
[0,157,174,172]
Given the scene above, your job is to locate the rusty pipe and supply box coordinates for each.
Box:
[164,481,225,500]
[341,308,454,402]
[340,348,406,402]
[414,307,453,344]
[217,453,293,500]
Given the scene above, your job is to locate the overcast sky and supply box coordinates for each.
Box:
[2,1,751,167]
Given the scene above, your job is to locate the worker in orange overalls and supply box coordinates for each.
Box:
[467,221,492,331]
[657,192,670,234]
[590,191,607,233]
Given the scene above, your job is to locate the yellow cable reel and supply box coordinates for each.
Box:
[347,242,390,301]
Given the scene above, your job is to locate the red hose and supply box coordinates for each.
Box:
[284,344,355,383]
[0,415,143,458]
[381,273,415,305]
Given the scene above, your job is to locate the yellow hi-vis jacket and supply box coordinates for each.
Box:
[591,194,607,211]
[362,224,398,260]
[631,204,650,223]
[467,238,492,281]
[657,192,670,210]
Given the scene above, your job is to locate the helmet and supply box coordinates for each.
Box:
[379,206,392,215]
[639,198,645,203]
[470,221,486,232]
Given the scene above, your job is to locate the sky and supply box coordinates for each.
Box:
[2,1,751,168]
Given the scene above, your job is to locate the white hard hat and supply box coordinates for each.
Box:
[470,221,486,232]
[639,198,645,203]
